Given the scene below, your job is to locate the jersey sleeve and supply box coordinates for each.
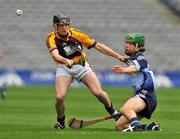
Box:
[71,28,97,49]
[45,32,57,53]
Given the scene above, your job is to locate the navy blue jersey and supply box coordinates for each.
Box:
[127,52,155,92]
[127,52,157,119]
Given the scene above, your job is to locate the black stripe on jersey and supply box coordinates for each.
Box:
[50,48,57,53]
[88,41,97,49]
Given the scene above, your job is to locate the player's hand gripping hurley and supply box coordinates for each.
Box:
[68,112,120,129]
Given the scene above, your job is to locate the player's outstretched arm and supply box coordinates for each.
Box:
[112,65,137,74]
[94,43,125,61]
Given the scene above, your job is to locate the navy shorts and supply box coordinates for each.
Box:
[135,88,157,119]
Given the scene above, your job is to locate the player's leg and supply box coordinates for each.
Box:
[144,121,161,131]
[54,75,72,129]
[118,118,161,131]
[115,111,143,131]
[119,96,146,131]
[81,71,117,116]
[115,115,129,131]
[0,83,7,99]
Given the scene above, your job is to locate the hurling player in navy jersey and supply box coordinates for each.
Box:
[112,33,160,132]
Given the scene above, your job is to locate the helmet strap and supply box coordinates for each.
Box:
[135,43,139,51]
[135,43,138,48]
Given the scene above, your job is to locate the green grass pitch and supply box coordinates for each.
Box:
[0,86,180,139]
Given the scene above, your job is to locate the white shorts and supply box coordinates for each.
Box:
[56,62,92,81]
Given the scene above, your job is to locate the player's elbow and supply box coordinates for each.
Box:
[94,43,104,52]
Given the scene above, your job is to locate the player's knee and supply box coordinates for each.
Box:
[119,106,126,115]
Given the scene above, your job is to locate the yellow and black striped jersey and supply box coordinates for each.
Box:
[45,27,97,63]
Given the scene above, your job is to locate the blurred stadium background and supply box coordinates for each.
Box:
[0,0,180,87]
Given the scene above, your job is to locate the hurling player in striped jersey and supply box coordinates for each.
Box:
[45,13,126,129]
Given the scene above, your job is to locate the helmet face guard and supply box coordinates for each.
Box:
[53,14,71,25]
[125,33,145,47]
